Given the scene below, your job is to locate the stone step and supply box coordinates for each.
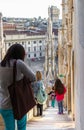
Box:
[26,107,75,130]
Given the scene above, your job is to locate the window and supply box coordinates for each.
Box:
[40,53,42,56]
[28,47,30,52]
[22,42,24,45]
[39,40,42,43]
[34,41,36,44]
[28,41,30,44]
[40,46,41,50]
[8,43,11,46]
[28,54,30,57]
[34,46,36,51]
[34,53,36,57]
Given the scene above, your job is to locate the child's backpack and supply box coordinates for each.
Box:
[36,82,47,104]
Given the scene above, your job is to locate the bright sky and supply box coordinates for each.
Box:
[0,0,62,18]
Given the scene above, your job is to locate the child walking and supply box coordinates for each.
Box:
[48,86,56,108]
[54,78,66,114]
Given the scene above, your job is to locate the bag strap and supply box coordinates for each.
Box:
[13,60,17,84]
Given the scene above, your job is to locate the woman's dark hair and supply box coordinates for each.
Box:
[54,78,64,94]
[1,44,25,67]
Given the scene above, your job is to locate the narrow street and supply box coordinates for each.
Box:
[26,106,75,130]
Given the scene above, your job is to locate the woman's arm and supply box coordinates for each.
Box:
[48,91,53,95]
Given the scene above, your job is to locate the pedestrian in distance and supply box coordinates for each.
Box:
[54,78,66,114]
[0,44,36,130]
[48,86,56,108]
[32,71,46,117]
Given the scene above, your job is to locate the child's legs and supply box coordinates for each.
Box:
[0,109,15,130]
[51,99,55,107]
[17,114,27,130]
[53,99,56,107]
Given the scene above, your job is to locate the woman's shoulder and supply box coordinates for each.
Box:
[35,80,43,86]
[38,80,43,85]
[9,59,24,67]
[16,59,27,68]
[35,80,41,84]
[32,81,41,90]
[16,59,24,65]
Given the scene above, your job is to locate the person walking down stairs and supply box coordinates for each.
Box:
[54,78,66,114]
[48,86,56,108]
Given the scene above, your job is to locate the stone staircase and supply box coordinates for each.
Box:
[26,107,75,130]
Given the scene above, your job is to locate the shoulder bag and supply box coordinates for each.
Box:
[8,61,36,120]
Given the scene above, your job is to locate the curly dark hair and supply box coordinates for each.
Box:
[54,78,64,94]
[1,44,25,67]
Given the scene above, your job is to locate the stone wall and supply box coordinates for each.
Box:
[75,0,84,129]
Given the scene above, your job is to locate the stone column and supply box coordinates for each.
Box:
[71,50,75,120]
[0,13,3,60]
[75,0,84,129]
[0,13,5,127]
[66,43,72,113]
[58,29,64,76]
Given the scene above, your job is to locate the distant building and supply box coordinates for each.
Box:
[3,28,58,60]
[48,6,60,23]
[0,10,60,61]
[3,23,16,30]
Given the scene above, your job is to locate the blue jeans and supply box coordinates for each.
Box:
[57,101,63,114]
[0,109,27,130]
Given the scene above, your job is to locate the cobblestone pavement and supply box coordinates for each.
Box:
[26,107,75,130]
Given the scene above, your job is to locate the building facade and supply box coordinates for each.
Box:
[4,31,46,59]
